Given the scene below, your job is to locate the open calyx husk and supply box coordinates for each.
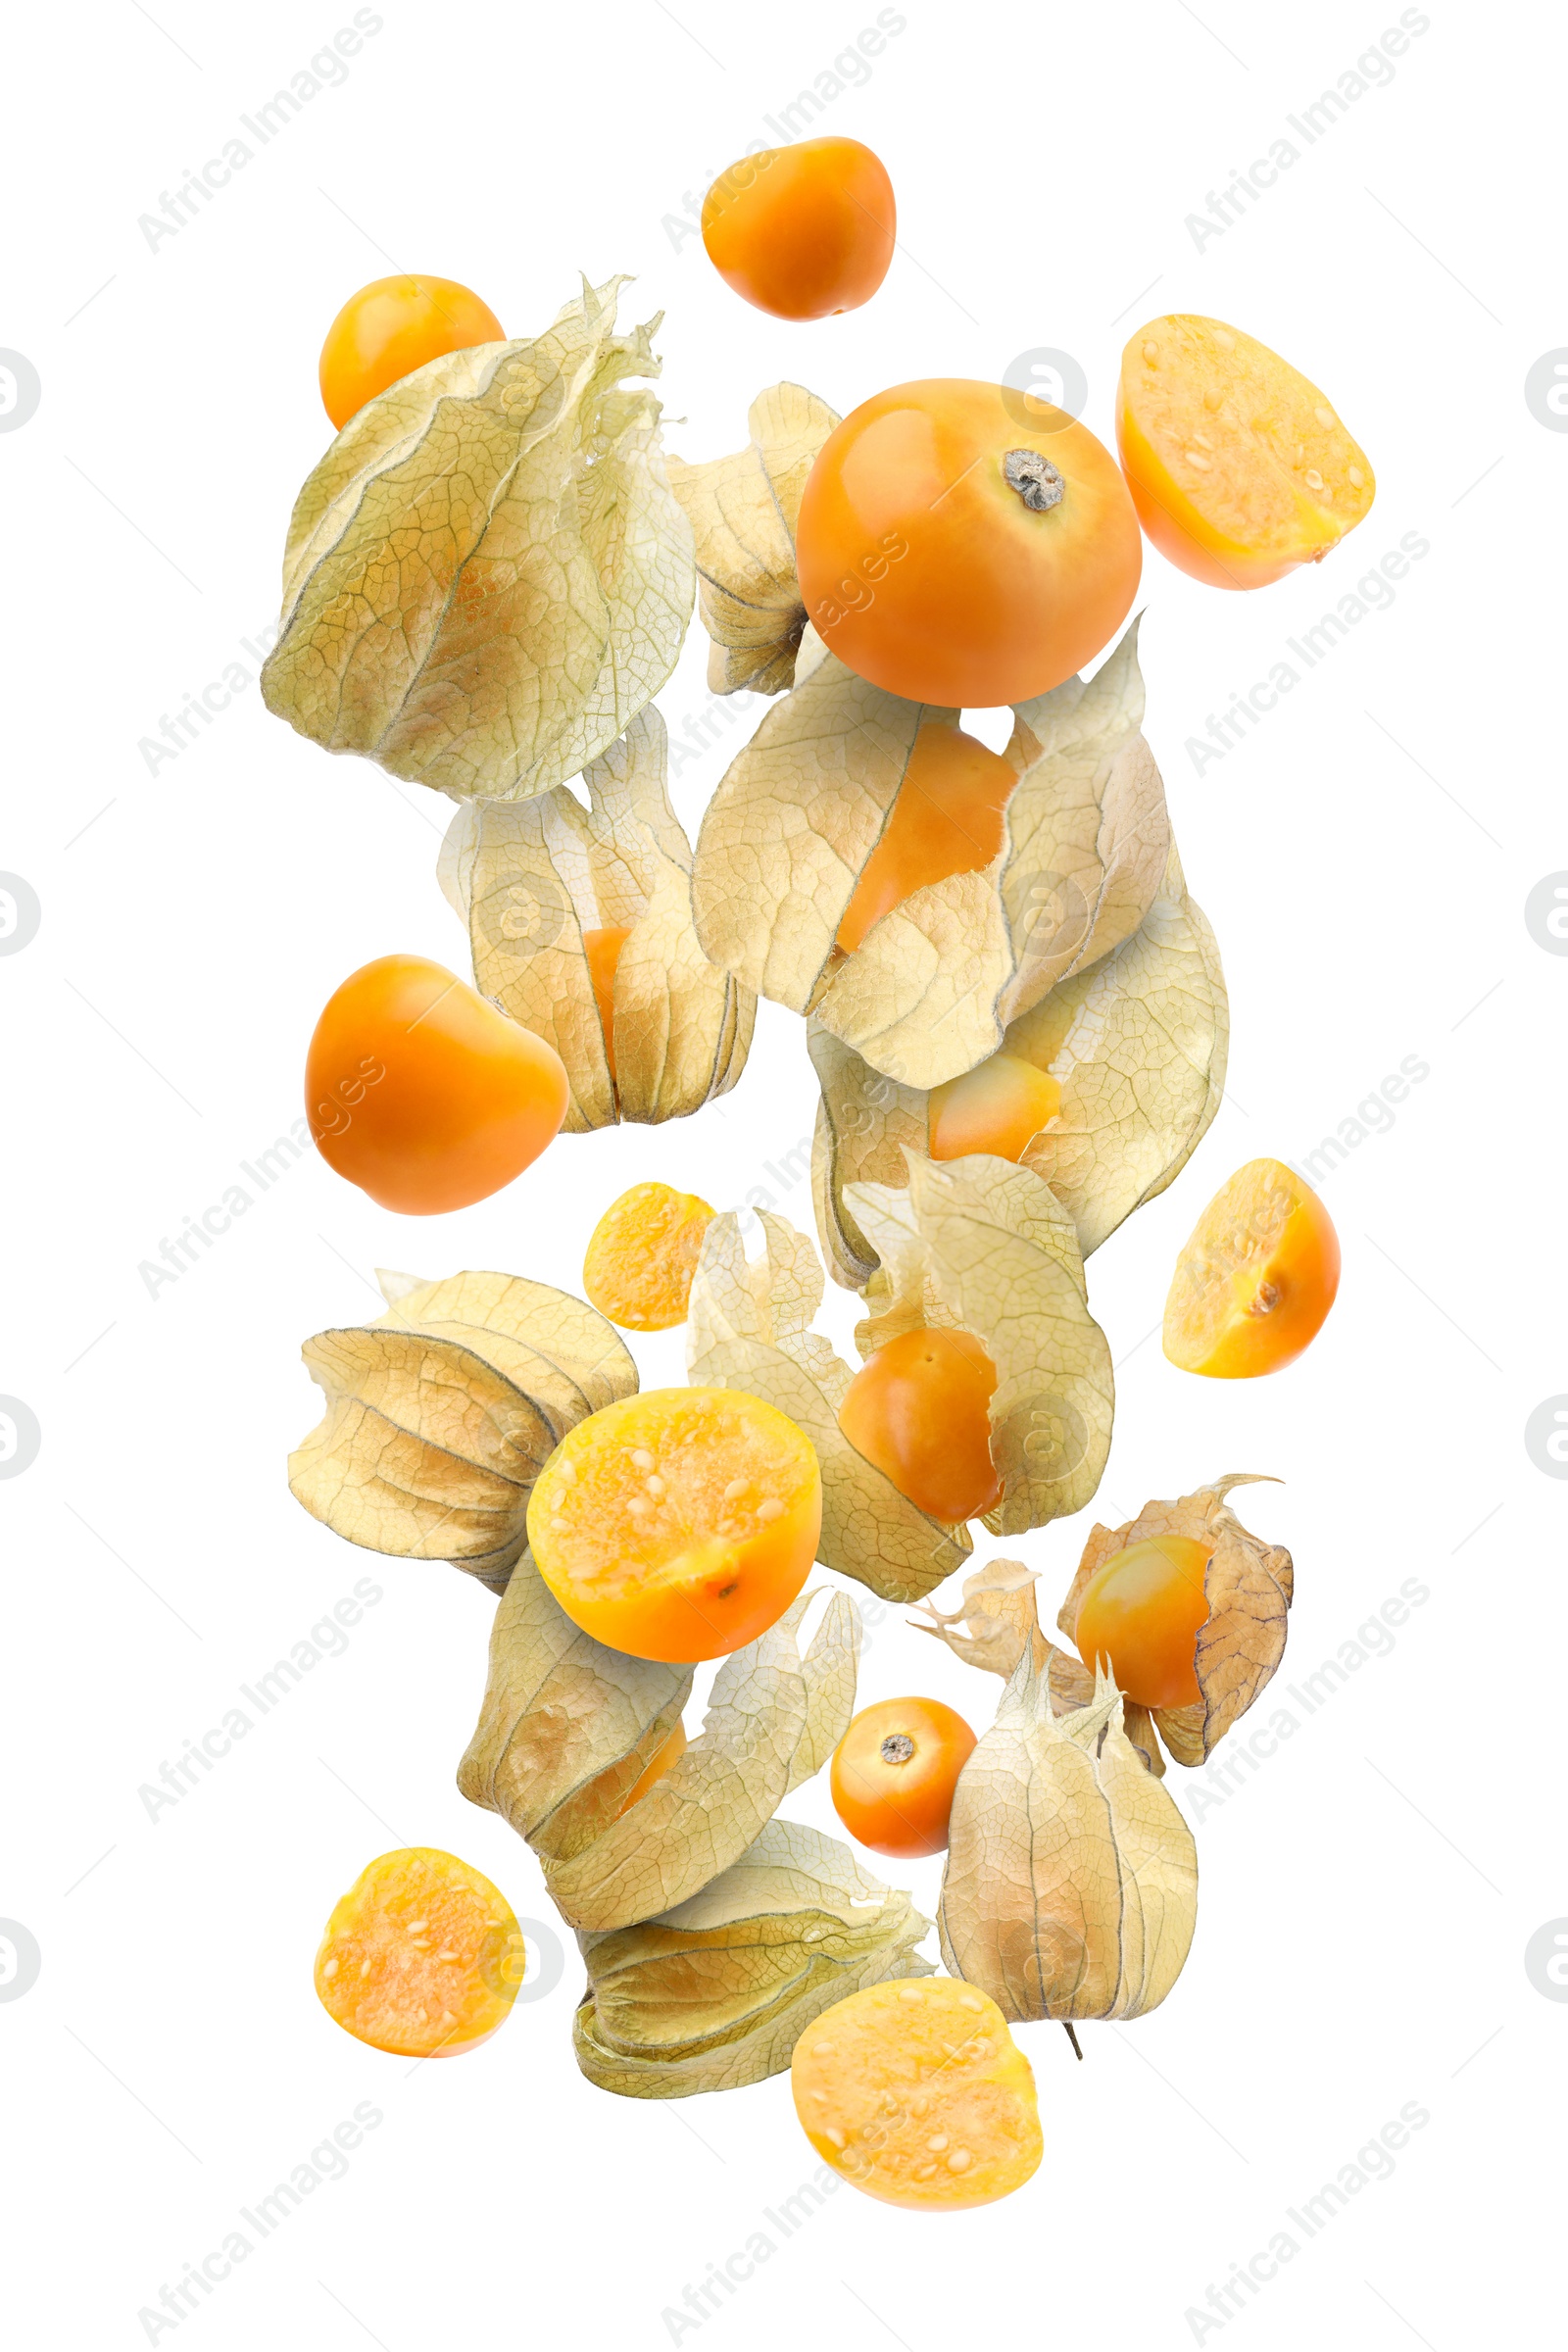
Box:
[460,1564,859,1933]
[919,1474,1293,1774]
[573,1819,932,2099]
[686,604,1177,1090]
[288,1269,636,1592]
[262,276,694,803]
[438,708,754,1128]
[938,1647,1199,2024]
[666,381,840,696]
[811,833,1228,1280]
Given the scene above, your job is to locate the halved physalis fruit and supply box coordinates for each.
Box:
[838,1327,1002,1524]
[792,1977,1042,2208]
[831,1696,977,1858]
[1163,1156,1339,1378]
[527,1388,822,1663]
[582,1182,716,1332]
[1072,1535,1212,1709]
[835,721,1017,956]
[927,1052,1061,1164]
[1118,316,1375,590]
[314,1847,524,2058]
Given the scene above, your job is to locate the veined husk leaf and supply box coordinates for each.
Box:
[811,839,1228,1278]
[438,708,753,1127]
[288,1269,635,1592]
[572,1819,932,2098]
[913,1554,1165,1777]
[938,1650,1198,2023]
[1057,1476,1293,1768]
[844,1153,1113,1536]
[686,1208,970,1604]
[689,621,1171,1089]
[261,275,694,802]
[666,383,840,696]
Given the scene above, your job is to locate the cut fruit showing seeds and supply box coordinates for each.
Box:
[314,1847,524,2058]
[1163,1157,1339,1378]
[582,1182,716,1332]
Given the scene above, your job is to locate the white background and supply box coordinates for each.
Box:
[3,1,1561,2345]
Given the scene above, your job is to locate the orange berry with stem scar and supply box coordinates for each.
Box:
[830,1696,976,1858]
[1163,1156,1340,1378]
[1072,1536,1214,1709]
[835,721,1017,956]
[837,1327,1001,1523]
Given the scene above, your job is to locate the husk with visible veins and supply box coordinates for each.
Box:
[666,382,840,696]
[845,1153,1113,1535]
[811,837,1228,1281]
[688,620,1171,1089]
[1057,1477,1293,1767]
[262,275,693,802]
[288,1269,635,1592]
[438,708,753,1128]
[939,1650,1198,2023]
[685,1209,970,1604]
[460,1565,860,1931]
[572,1819,932,2099]
[913,1555,1165,1777]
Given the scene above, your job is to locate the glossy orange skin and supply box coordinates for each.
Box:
[582,925,631,1082]
[796,379,1142,706]
[318,275,505,430]
[702,137,895,320]
[1163,1156,1341,1378]
[928,1053,1060,1163]
[527,1388,821,1664]
[314,1847,524,2058]
[836,722,1016,955]
[838,1327,1000,1523]
[1117,315,1376,590]
[305,955,567,1215]
[831,1696,977,1857]
[1074,1536,1213,1709]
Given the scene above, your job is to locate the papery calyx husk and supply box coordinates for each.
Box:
[262,275,694,802]
[939,1646,1198,2023]
[438,707,754,1128]
[666,383,840,696]
[459,1563,860,1932]
[288,1269,635,1592]
[690,620,1173,1090]
[1056,1476,1294,1768]
[811,835,1227,1277]
[843,1152,1113,1536]
[572,1819,932,2099]
[685,1207,970,1603]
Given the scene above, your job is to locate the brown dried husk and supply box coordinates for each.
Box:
[1056,1476,1294,1768]
[938,1650,1198,2023]
[459,1565,860,1931]
[571,1820,932,2098]
[666,382,841,696]
[438,707,754,1128]
[288,1269,635,1592]
[262,276,694,802]
[811,837,1228,1281]
[689,620,1172,1089]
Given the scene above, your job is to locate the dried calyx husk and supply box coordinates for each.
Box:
[938,1646,1198,2024]
[459,1560,859,1931]
[812,835,1227,1276]
[572,1819,932,2099]
[438,708,753,1128]
[262,275,694,803]
[1056,1476,1294,1769]
[685,1207,971,1603]
[666,382,841,696]
[689,619,1175,1091]
[288,1269,635,1592]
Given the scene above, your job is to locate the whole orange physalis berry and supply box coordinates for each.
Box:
[305,954,567,1215]
[837,1327,1001,1523]
[1072,1536,1214,1709]
[830,1697,977,1857]
[702,137,896,320]
[318,274,505,430]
